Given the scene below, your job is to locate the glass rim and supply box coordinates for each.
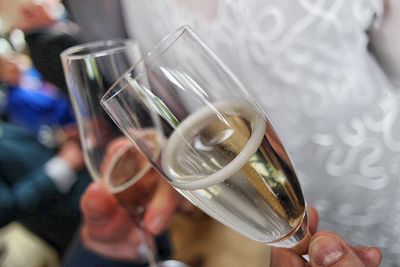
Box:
[60,39,137,61]
[100,25,192,106]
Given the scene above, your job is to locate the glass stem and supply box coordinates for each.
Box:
[127,206,160,266]
[139,227,159,267]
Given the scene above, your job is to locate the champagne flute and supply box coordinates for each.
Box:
[101,26,311,254]
[60,40,187,267]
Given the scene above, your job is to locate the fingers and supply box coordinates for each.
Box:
[0,56,21,85]
[352,246,383,267]
[16,3,56,31]
[309,232,381,267]
[81,225,143,261]
[80,182,145,261]
[271,208,382,267]
[271,207,319,266]
[308,207,319,235]
[58,141,84,170]
[61,124,80,140]
[176,195,196,213]
[143,177,180,235]
[271,247,306,267]
[104,138,132,157]
[81,182,132,242]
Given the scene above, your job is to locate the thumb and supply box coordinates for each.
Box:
[309,232,380,267]
[81,182,132,241]
[143,177,178,235]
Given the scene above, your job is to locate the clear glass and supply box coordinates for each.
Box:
[101,26,310,251]
[61,40,187,267]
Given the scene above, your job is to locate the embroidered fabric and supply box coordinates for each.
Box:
[122,0,400,264]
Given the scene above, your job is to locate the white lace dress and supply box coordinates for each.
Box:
[122,0,400,265]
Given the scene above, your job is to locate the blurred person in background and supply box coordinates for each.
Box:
[0,0,64,34]
[0,52,91,257]
[0,52,75,138]
[0,119,89,257]
[0,0,92,260]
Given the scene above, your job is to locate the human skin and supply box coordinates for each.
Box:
[271,208,382,267]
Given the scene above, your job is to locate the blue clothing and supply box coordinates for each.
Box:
[0,121,90,254]
[4,68,75,134]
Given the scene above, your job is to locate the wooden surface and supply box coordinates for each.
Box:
[169,209,271,267]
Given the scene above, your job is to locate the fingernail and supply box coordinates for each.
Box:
[148,216,164,234]
[310,235,344,266]
[90,182,102,192]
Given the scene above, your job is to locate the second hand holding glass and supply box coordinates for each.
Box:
[101,26,310,254]
[61,40,187,267]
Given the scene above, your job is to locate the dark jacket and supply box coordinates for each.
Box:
[0,121,90,255]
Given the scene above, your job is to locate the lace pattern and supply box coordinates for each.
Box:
[122,0,400,264]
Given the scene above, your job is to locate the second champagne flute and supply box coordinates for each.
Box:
[101,26,310,255]
[61,40,187,267]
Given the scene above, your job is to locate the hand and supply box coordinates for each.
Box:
[57,140,84,171]
[0,56,22,85]
[80,178,185,261]
[14,0,60,31]
[61,123,80,141]
[271,208,382,267]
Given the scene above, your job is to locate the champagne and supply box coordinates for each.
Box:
[102,138,159,220]
[161,99,306,243]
